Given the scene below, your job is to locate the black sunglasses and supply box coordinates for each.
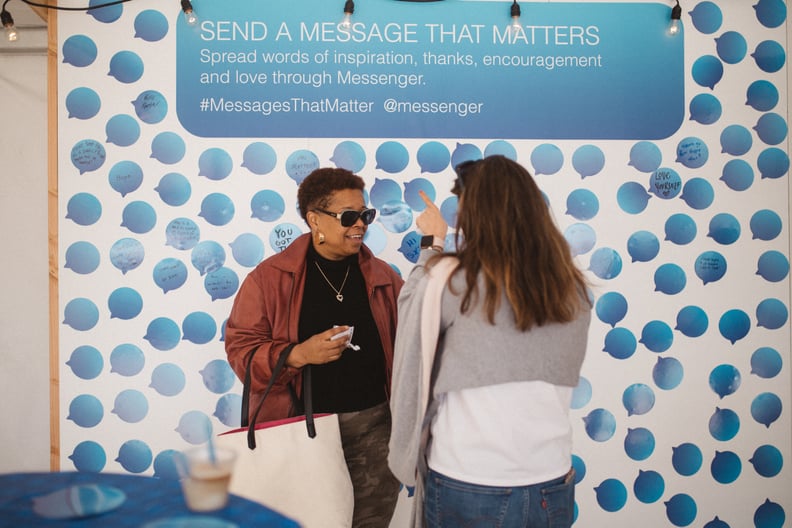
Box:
[313,207,377,227]
[451,159,481,196]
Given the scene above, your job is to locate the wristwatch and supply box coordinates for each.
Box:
[420,235,445,252]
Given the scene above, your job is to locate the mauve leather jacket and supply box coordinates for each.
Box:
[225,233,403,424]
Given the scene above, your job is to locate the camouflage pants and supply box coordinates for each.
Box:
[338,401,400,528]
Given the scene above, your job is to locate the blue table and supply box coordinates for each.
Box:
[0,471,301,527]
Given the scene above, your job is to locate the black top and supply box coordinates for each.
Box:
[298,244,387,413]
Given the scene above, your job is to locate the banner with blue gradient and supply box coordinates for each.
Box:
[176,0,684,139]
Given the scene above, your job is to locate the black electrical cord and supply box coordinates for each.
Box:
[2,0,132,12]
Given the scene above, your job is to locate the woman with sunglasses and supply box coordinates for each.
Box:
[388,155,591,528]
[225,167,403,527]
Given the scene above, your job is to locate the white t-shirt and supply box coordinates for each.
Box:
[427,380,574,487]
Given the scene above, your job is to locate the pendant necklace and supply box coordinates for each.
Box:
[314,261,350,302]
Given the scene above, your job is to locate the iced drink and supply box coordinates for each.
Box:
[179,446,236,512]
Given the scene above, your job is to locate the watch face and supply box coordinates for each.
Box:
[420,235,434,249]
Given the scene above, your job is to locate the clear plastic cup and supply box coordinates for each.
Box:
[177,445,237,512]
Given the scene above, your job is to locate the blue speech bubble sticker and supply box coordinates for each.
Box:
[134,9,169,42]
[719,309,751,344]
[152,449,181,480]
[105,114,140,147]
[110,343,145,376]
[757,250,789,282]
[370,178,403,210]
[720,159,754,191]
[176,411,212,445]
[756,298,788,329]
[116,440,152,474]
[676,137,709,169]
[71,139,106,174]
[375,141,409,174]
[709,364,741,399]
[330,140,366,172]
[707,214,741,245]
[199,193,235,226]
[108,286,143,320]
[628,141,662,173]
[62,34,98,67]
[416,141,451,174]
[144,317,181,351]
[752,40,786,73]
[182,311,218,345]
[65,192,102,226]
[754,499,785,527]
[571,144,605,179]
[566,189,599,221]
[64,241,100,275]
[200,359,237,394]
[583,408,616,442]
[450,142,482,170]
[680,178,714,210]
[150,132,186,165]
[69,441,106,473]
[63,297,99,331]
[404,178,436,212]
[692,55,724,89]
[214,394,243,428]
[250,189,285,223]
[664,213,697,245]
[121,201,157,234]
[285,149,320,185]
[689,93,721,125]
[715,31,748,64]
[564,223,596,257]
[689,1,722,34]
[150,363,187,397]
[228,233,264,268]
[751,392,782,428]
[109,238,144,275]
[675,305,709,337]
[746,80,779,111]
[649,168,682,199]
[750,444,783,478]
[711,450,742,485]
[204,267,240,301]
[198,147,234,181]
[132,90,168,124]
[595,291,628,327]
[112,389,149,424]
[398,231,422,264]
[571,377,592,410]
[751,347,783,379]
[269,223,302,253]
[165,217,200,250]
[665,493,698,527]
[88,0,122,22]
[695,250,727,285]
[108,50,144,84]
[633,469,664,504]
[594,479,627,513]
[152,258,188,294]
[754,0,787,28]
[750,209,782,240]
[623,383,655,416]
[720,124,753,156]
[654,263,687,295]
[625,429,656,462]
[379,200,413,234]
[66,87,101,119]
[653,357,684,390]
[108,160,144,198]
[640,320,674,353]
[627,230,660,263]
[603,327,636,360]
[363,224,388,255]
[757,147,790,179]
[191,240,226,276]
[531,143,564,175]
[672,442,703,476]
[754,112,788,145]
[155,172,191,206]
[66,345,103,380]
[484,140,518,161]
[617,182,651,214]
[67,394,104,428]
[242,142,277,175]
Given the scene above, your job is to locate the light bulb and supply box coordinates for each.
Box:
[1,9,17,42]
[668,19,680,35]
[341,0,354,29]
[509,1,521,33]
[668,1,681,36]
[340,12,352,29]
[181,0,198,26]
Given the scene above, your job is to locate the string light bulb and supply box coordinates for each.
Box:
[180,0,198,26]
[341,0,354,28]
[510,0,521,31]
[668,0,682,36]
[1,7,17,42]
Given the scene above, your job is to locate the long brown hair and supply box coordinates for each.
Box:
[448,155,589,330]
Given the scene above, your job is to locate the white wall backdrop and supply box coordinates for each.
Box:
[2,0,791,527]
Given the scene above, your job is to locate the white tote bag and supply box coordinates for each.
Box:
[216,345,354,528]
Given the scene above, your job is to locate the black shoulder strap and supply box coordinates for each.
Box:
[242,344,295,449]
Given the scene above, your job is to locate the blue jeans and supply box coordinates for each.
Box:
[424,468,575,528]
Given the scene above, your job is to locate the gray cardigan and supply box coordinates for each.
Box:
[388,250,591,525]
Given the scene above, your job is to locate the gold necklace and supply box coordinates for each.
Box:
[314,261,350,302]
